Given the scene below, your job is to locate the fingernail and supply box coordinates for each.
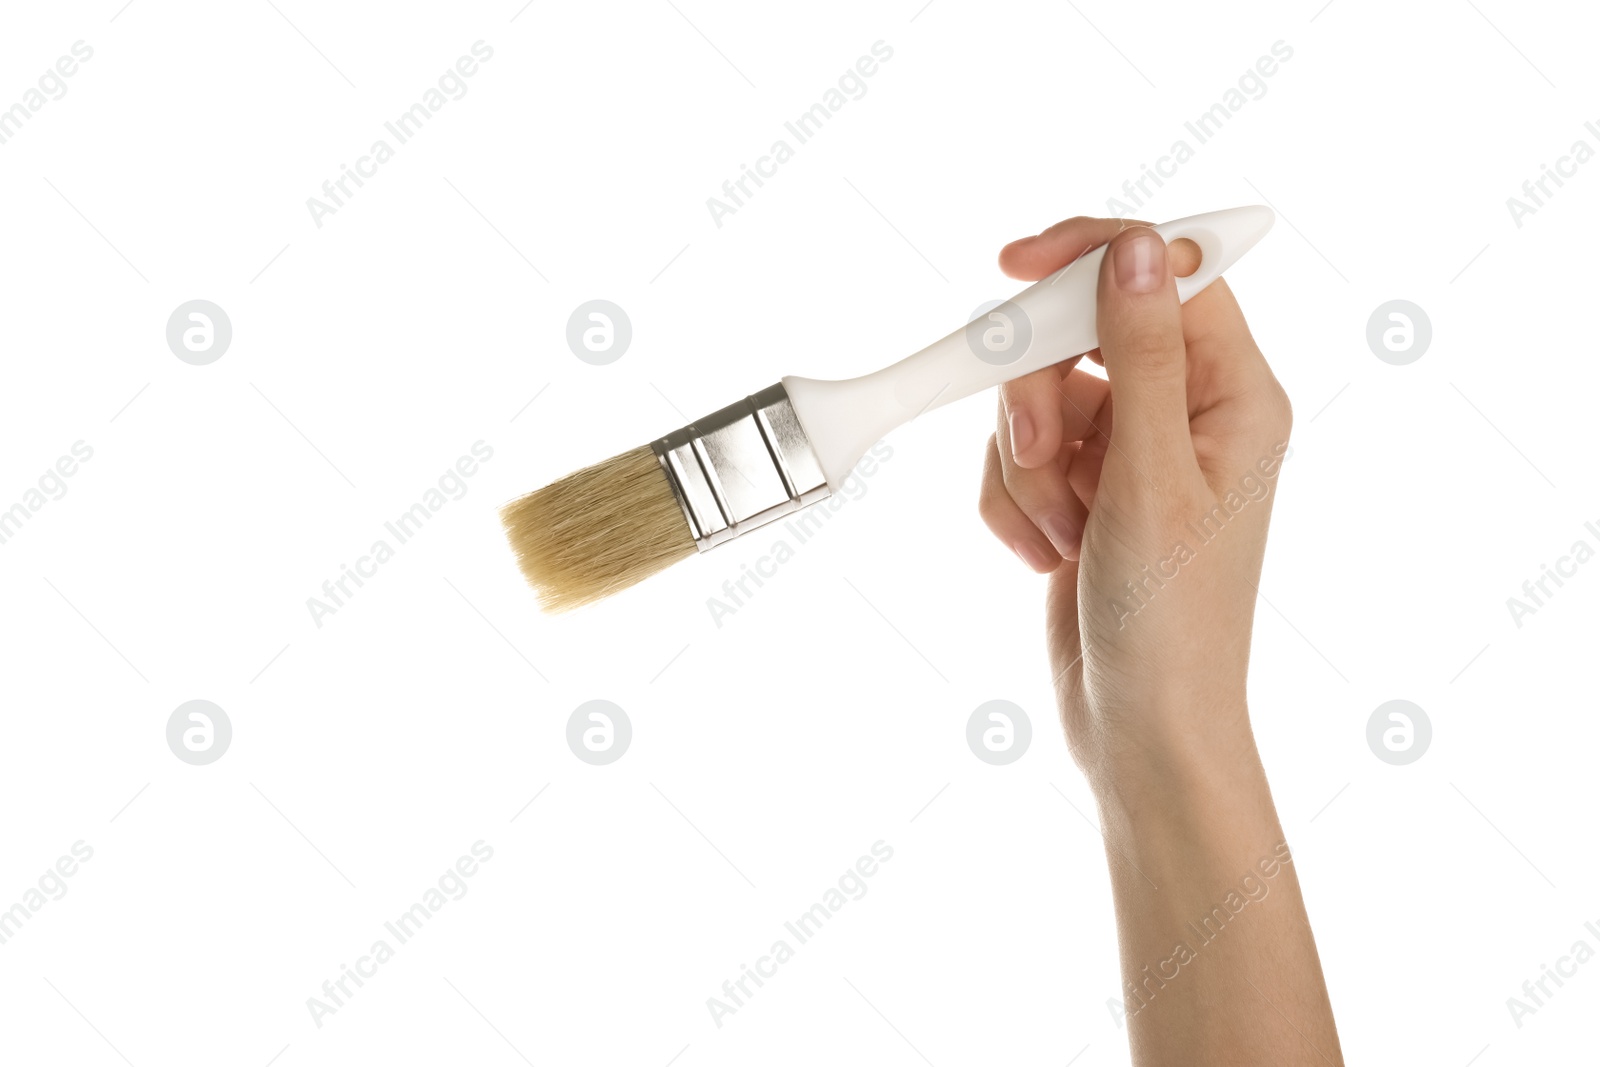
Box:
[1008,408,1035,458]
[1013,540,1054,573]
[1041,513,1080,558]
[1114,232,1166,293]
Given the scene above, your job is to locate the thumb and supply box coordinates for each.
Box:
[1095,226,1194,471]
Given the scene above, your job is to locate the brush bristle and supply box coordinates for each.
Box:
[500,445,696,612]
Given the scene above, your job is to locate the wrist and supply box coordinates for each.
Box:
[1080,701,1266,826]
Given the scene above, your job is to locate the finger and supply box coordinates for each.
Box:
[1095,225,1195,470]
[998,355,1108,469]
[999,362,1071,470]
[999,216,1146,281]
[994,400,1092,561]
[1180,276,1268,379]
[1174,273,1291,464]
[1164,232,1276,404]
[979,434,1060,573]
[1044,558,1084,694]
[1080,233,1194,369]
[1002,219,1197,283]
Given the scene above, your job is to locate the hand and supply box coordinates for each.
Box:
[977,216,1293,790]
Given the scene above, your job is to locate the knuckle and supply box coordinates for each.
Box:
[1003,366,1054,402]
[1099,469,1204,534]
[1260,377,1293,437]
[1164,485,1214,527]
[977,438,1007,521]
[977,487,1019,539]
[1109,322,1181,373]
[977,483,1001,525]
[997,380,1025,413]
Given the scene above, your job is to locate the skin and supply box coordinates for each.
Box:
[978,216,1342,1064]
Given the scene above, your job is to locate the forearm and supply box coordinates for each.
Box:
[1092,722,1342,1066]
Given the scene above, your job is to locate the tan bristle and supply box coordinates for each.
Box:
[500,445,696,612]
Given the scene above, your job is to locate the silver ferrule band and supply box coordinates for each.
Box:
[651,382,831,552]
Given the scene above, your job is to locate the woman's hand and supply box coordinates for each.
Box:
[977,216,1293,791]
[981,216,1341,1064]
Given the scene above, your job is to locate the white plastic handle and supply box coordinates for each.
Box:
[783,205,1275,487]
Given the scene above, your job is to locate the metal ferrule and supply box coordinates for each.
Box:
[651,382,830,552]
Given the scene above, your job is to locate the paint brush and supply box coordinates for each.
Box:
[502,206,1274,610]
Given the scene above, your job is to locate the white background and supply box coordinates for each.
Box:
[1,0,1596,1064]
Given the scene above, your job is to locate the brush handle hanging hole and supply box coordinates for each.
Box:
[1170,237,1202,278]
